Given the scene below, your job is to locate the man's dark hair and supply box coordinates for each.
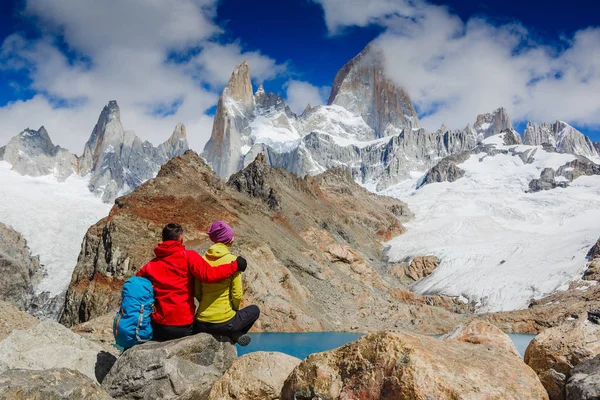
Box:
[162,223,184,242]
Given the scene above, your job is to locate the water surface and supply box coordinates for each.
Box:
[237,332,536,360]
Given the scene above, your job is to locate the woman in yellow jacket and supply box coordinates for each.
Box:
[193,221,260,346]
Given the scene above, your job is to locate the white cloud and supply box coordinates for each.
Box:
[0,0,286,153]
[191,42,287,88]
[313,0,419,34]
[315,0,600,133]
[284,80,330,114]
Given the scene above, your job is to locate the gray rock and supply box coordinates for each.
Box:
[473,107,513,140]
[417,152,470,188]
[528,167,568,192]
[0,320,116,384]
[80,101,189,203]
[328,41,421,136]
[503,129,522,145]
[0,222,43,311]
[567,354,600,399]
[102,333,236,400]
[0,126,78,181]
[0,368,112,400]
[523,120,598,158]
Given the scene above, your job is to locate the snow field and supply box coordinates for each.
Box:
[0,162,112,296]
[382,137,600,312]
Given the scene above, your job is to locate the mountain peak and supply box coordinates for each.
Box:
[474,107,513,138]
[224,61,254,112]
[327,41,421,137]
[103,100,120,123]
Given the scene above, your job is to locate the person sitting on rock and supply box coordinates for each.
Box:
[193,221,260,346]
[136,223,247,342]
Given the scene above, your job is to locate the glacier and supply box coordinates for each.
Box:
[382,135,600,312]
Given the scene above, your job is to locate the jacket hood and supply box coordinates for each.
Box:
[154,240,185,258]
[205,243,231,261]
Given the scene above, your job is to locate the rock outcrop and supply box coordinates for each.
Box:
[208,351,301,400]
[80,101,189,202]
[525,320,600,400]
[328,42,421,136]
[60,150,466,335]
[0,368,111,400]
[102,333,236,400]
[281,331,548,399]
[566,354,600,400]
[0,320,116,384]
[416,152,469,188]
[528,159,600,192]
[0,126,78,181]
[523,121,598,158]
[388,255,440,284]
[0,222,43,311]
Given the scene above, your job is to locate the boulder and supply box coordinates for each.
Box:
[0,320,115,384]
[102,333,237,400]
[0,368,112,400]
[442,320,520,357]
[281,331,548,399]
[0,299,39,341]
[208,351,301,400]
[566,354,600,399]
[525,320,600,400]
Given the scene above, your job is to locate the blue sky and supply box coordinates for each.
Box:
[0,0,599,152]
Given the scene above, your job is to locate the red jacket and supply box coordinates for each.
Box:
[136,241,238,326]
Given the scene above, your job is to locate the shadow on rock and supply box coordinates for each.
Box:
[95,350,117,383]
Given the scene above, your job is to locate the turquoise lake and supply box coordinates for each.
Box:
[236,332,536,360]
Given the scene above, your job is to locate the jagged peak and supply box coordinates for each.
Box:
[171,123,187,139]
[101,100,120,123]
[302,103,313,116]
[255,84,265,96]
[223,61,254,110]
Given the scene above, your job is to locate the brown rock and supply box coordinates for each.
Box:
[389,255,439,284]
[442,320,520,357]
[281,331,548,399]
[208,351,301,400]
[525,320,600,400]
[0,299,39,341]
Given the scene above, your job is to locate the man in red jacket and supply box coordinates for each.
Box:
[136,223,247,341]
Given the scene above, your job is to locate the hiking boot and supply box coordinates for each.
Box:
[235,334,251,346]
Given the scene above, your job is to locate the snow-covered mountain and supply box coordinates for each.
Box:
[0,126,78,182]
[0,100,189,202]
[80,100,189,201]
[201,41,600,314]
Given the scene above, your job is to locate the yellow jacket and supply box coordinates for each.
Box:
[194,243,242,324]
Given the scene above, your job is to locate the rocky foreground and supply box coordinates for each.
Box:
[3,298,600,399]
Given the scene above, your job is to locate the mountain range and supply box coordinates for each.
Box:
[0,100,189,203]
[1,40,600,320]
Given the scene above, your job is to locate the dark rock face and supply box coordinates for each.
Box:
[0,222,43,311]
[0,368,111,400]
[528,159,600,193]
[102,333,236,400]
[566,354,600,400]
[417,151,471,189]
[528,168,568,192]
[228,154,281,210]
[503,129,522,145]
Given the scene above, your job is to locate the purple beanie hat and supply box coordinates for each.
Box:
[207,220,234,244]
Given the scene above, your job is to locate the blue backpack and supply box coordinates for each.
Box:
[113,276,154,349]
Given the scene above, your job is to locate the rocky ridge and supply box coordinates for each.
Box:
[59,150,469,334]
[523,121,598,158]
[1,100,189,203]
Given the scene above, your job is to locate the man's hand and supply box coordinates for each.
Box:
[236,256,247,272]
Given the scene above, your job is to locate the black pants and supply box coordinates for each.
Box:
[193,305,260,338]
[152,321,193,342]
